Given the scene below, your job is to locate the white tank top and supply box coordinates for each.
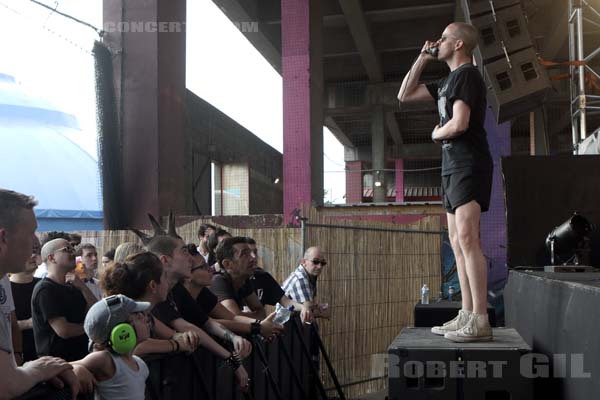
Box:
[95,353,149,400]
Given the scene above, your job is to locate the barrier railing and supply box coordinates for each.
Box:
[15,316,317,400]
[144,315,315,400]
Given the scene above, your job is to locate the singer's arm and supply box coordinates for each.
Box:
[398,42,437,104]
[398,56,434,103]
[432,100,470,141]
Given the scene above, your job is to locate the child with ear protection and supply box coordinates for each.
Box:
[71,294,152,400]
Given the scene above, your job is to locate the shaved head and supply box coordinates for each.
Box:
[304,246,322,260]
[41,238,70,262]
[447,22,478,55]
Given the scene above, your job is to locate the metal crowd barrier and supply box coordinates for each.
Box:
[14,316,318,400]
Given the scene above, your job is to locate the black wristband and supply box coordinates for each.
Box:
[251,320,261,336]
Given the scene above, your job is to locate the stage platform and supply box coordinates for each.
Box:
[388,327,532,400]
[505,270,600,400]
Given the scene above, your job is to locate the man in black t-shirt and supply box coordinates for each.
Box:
[212,237,266,319]
[146,235,252,360]
[244,237,313,324]
[398,22,493,342]
[32,239,97,361]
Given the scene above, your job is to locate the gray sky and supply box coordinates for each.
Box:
[0,0,346,203]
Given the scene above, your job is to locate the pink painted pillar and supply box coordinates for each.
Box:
[345,161,363,204]
[395,159,405,203]
[282,0,324,225]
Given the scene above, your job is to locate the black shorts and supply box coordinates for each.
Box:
[442,166,493,214]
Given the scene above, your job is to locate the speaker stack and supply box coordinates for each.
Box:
[462,0,551,123]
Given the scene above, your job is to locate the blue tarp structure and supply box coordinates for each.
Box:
[0,73,103,231]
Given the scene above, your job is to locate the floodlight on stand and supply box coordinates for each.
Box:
[545,212,592,266]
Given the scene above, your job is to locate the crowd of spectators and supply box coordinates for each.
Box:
[0,189,330,400]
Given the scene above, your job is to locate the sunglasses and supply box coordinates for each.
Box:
[310,259,327,266]
[56,246,76,254]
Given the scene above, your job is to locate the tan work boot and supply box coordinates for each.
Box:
[444,313,493,342]
[431,309,471,336]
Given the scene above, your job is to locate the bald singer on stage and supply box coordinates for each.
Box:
[398,22,494,342]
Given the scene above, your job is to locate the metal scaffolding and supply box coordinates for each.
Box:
[569,0,600,153]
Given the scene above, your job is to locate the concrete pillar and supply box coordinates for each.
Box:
[282,0,324,225]
[481,108,511,287]
[395,159,405,203]
[103,0,187,228]
[345,161,364,204]
[371,105,386,202]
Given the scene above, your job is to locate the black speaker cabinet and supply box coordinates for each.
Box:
[471,4,533,65]
[483,47,551,123]
[461,0,521,19]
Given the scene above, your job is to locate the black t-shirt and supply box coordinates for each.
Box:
[210,272,255,309]
[170,283,209,328]
[152,292,182,327]
[426,63,492,176]
[252,268,284,306]
[11,278,40,362]
[31,278,89,361]
[197,287,219,314]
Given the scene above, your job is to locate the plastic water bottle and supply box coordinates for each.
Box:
[421,284,430,305]
[273,305,295,325]
[448,285,455,301]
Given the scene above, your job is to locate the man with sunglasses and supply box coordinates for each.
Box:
[398,22,493,342]
[282,247,330,319]
[32,238,97,361]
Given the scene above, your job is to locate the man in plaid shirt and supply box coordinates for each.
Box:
[282,247,330,318]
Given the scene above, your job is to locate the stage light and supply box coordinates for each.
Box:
[374,181,382,187]
[545,212,592,265]
[273,177,280,184]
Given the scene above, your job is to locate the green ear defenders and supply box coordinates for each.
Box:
[109,322,137,354]
[105,295,138,354]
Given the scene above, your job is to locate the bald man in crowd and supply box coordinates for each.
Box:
[282,246,330,319]
[32,238,97,361]
[398,22,494,342]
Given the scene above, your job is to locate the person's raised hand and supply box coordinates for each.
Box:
[420,40,438,61]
